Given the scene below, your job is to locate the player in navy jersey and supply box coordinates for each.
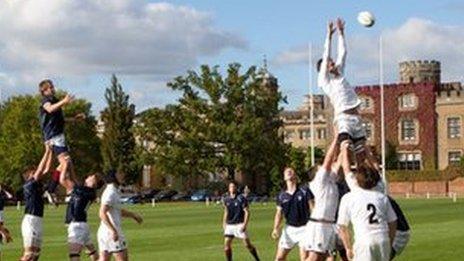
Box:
[20,144,53,261]
[388,196,410,260]
[272,167,314,261]
[59,163,104,261]
[222,182,260,261]
[38,79,83,205]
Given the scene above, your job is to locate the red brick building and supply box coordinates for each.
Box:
[356,82,438,170]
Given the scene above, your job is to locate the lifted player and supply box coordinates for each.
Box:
[223,182,260,261]
[20,145,53,261]
[60,162,104,261]
[317,18,378,169]
[272,167,314,261]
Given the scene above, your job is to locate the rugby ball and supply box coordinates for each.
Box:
[357,11,375,27]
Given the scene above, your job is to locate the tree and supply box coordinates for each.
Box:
[137,64,288,193]
[288,147,307,183]
[100,75,140,184]
[304,146,324,169]
[0,94,101,190]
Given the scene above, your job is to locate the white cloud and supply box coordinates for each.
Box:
[273,18,464,84]
[0,0,246,85]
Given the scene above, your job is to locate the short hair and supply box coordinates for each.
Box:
[356,165,380,190]
[316,59,323,72]
[307,166,318,181]
[38,79,53,96]
[95,174,105,190]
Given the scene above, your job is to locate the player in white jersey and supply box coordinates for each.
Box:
[337,145,397,261]
[317,18,378,170]
[97,170,143,261]
[305,137,341,261]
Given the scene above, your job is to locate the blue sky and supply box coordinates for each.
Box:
[0,0,463,114]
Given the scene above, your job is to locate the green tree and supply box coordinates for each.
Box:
[100,75,140,184]
[0,94,101,190]
[137,64,288,193]
[288,147,307,183]
[304,146,325,169]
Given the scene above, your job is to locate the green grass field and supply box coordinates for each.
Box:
[1,198,463,260]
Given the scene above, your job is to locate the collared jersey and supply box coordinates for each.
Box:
[310,167,339,221]
[39,95,65,141]
[99,184,122,232]
[223,194,248,225]
[337,189,397,241]
[277,185,314,227]
[65,185,97,224]
[23,178,45,217]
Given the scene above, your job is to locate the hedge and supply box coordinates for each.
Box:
[386,166,464,182]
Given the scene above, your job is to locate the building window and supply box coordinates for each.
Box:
[448,151,462,166]
[398,152,421,170]
[399,94,417,110]
[284,130,295,140]
[400,119,416,141]
[447,117,461,139]
[317,128,326,140]
[299,129,311,140]
[362,121,373,140]
[360,96,373,111]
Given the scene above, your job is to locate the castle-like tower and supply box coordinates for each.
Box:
[399,60,441,84]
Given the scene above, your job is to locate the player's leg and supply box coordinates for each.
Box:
[98,251,110,261]
[84,244,99,261]
[298,247,309,261]
[21,246,41,261]
[112,249,128,261]
[242,238,260,261]
[275,247,291,261]
[224,236,233,261]
[68,242,84,261]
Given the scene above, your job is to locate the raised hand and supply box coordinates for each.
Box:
[336,18,345,34]
[327,21,336,36]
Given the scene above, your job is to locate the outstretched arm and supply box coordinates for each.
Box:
[42,94,73,113]
[322,136,339,171]
[335,18,347,73]
[318,21,335,88]
[32,145,52,180]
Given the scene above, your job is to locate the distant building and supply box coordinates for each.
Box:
[436,82,464,169]
[280,95,333,150]
[282,60,464,171]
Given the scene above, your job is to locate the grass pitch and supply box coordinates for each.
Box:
[1,198,463,260]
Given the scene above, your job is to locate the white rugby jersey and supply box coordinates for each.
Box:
[310,167,339,221]
[337,189,397,241]
[345,172,386,193]
[99,184,122,232]
[318,33,360,115]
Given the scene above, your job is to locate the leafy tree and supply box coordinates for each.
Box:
[137,64,288,193]
[288,147,307,183]
[100,75,140,184]
[0,94,101,190]
[304,146,324,169]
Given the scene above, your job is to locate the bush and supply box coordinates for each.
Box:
[386,166,464,182]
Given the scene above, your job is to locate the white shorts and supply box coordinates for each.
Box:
[224,224,248,239]
[47,133,67,147]
[305,221,336,254]
[393,230,410,256]
[21,214,43,248]
[278,225,307,250]
[68,222,92,246]
[334,113,366,139]
[354,238,391,261]
[97,226,127,253]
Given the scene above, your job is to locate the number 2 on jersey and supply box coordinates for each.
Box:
[367,203,379,224]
